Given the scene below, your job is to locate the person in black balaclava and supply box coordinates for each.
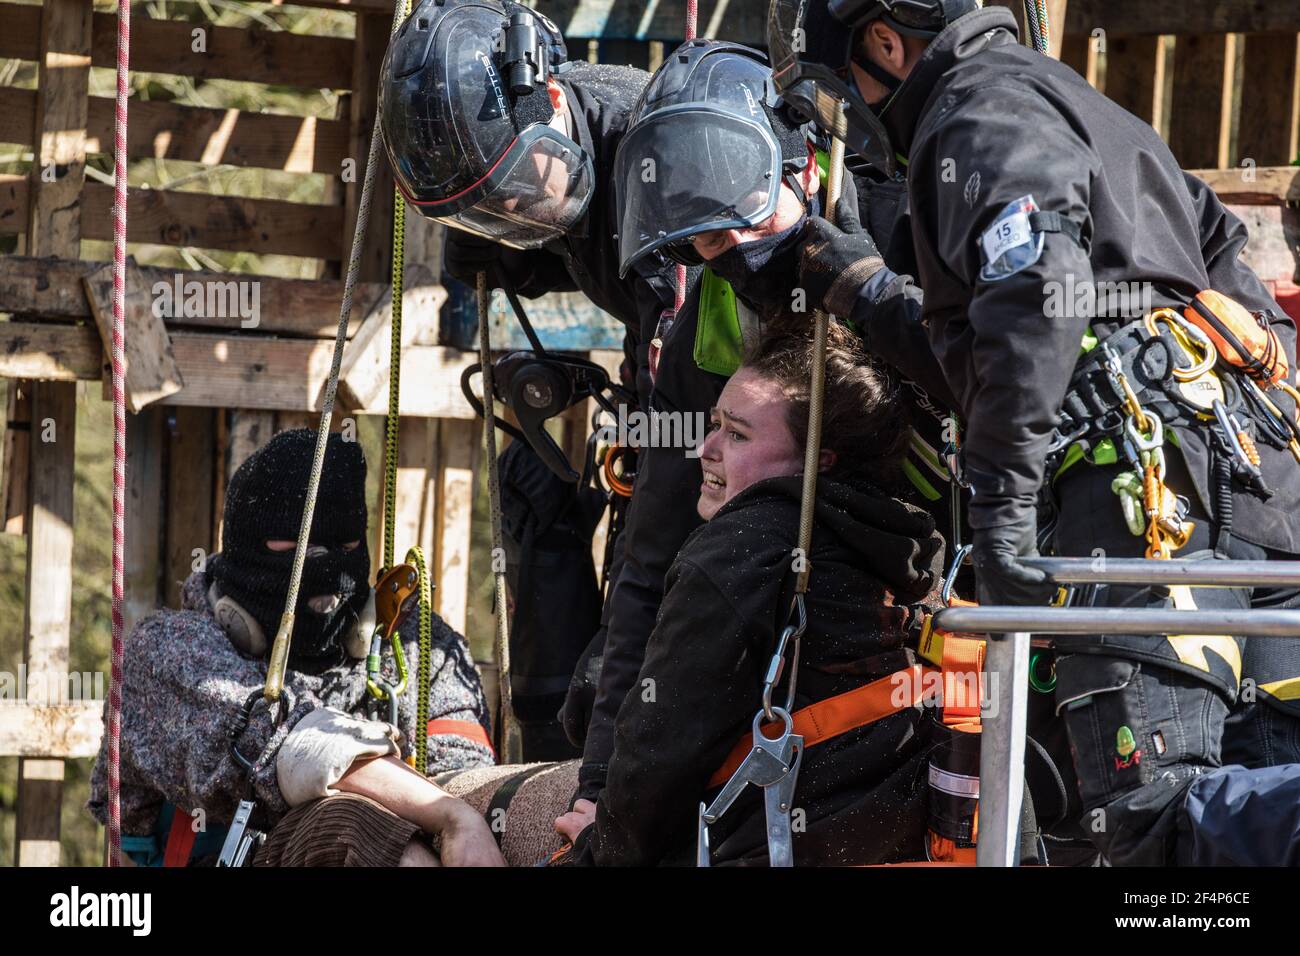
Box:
[207,429,371,670]
[88,428,501,867]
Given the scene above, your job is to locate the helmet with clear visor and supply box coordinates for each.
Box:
[380,0,594,249]
[766,0,978,173]
[613,40,814,278]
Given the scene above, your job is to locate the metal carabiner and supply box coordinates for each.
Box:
[762,594,806,721]
[941,544,973,606]
[1125,408,1164,454]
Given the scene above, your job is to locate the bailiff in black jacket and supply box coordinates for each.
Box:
[568,471,945,866]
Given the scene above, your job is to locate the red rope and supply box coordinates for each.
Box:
[107,0,131,868]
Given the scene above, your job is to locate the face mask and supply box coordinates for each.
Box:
[207,429,372,668]
[706,211,809,317]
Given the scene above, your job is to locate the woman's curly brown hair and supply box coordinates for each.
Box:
[741,318,911,487]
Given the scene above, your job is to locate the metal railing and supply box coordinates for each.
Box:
[929,558,1300,867]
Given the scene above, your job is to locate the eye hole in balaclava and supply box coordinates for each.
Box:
[208,429,371,668]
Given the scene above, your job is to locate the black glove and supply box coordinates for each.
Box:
[798,216,885,317]
[971,514,1056,607]
[443,229,505,288]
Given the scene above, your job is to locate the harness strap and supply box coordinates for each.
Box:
[162,807,198,868]
[707,664,930,789]
[426,718,496,756]
[1028,210,1082,247]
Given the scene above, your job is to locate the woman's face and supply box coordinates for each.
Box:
[697,367,803,520]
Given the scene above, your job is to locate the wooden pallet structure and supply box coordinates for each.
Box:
[0,0,1298,866]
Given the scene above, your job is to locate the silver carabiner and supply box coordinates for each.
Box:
[1125,408,1164,453]
[762,594,806,720]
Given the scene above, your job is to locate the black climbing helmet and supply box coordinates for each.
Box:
[612,40,813,278]
[380,0,595,248]
[766,0,978,172]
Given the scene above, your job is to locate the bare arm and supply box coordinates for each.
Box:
[335,755,504,867]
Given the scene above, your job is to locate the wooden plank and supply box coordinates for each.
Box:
[1060,32,1098,86]
[1188,166,1300,204]
[1168,33,1237,170]
[165,334,339,412]
[82,183,345,260]
[533,0,765,42]
[346,11,396,285]
[124,406,166,635]
[0,86,33,146]
[16,0,91,868]
[1046,0,1069,59]
[0,703,103,759]
[434,417,476,636]
[1237,33,1300,167]
[0,254,383,339]
[88,11,354,89]
[83,261,186,413]
[86,97,351,174]
[0,177,345,260]
[164,406,216,607]
[1103,34,1165,127]
[392,416,438,567]
[0,2,41,61]
[3,382,30,533]
[337,280,450,411]
[1065,1,1300,36]
[0,322,102,381]
[1,90,352,173]
[227,409,275,479]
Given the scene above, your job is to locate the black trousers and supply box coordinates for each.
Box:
[1042,456,1300,865]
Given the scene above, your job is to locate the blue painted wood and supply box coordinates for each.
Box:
[440,277,626,351]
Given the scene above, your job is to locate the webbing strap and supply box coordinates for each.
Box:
[426,718,495,755]
[708,664,931,789]
[162,807,197,868]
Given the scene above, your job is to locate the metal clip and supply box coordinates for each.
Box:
[762,596,806,720]
[941,544,973,606]
[216,797,265,868]
[698,708,804,868]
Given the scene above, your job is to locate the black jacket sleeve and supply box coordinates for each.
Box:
[577,557,766,866]
[500,245,581,299]
[910,84,1099,529]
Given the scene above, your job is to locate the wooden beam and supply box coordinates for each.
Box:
[16,0,91,868]
[1065,1,1300,36]
[337,280,450,411]
[1237,33,1300,168]
[1,177,346,260]
[87,97,351,174]
[1103,34,1166,128]
[1187,166,1300,205]
[1046,0,1069,60]
[0,2,40,61]
[391,416,438,568]
[226,409,276,479]
[1060,32,1099,87]
[0,255,383,339]
[1,89,351,174]
[0,702,103,759]
[83,261,186,413]
[527,0,765,42]
[124,407,166,635]
[0,322,103,381]
[3,383,30,533]
[1168,33,1237,170]
[434,417,476,637]
[90,11,354,89]
[164,407,216,607]
[345,11,395,286]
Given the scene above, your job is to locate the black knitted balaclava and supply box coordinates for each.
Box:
[208,429,371,666]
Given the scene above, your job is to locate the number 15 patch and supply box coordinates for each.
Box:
[979,195,1045,282]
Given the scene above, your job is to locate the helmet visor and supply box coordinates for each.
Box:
[767,0,896,173]
[411,125,595,249]
[614,106,782,276]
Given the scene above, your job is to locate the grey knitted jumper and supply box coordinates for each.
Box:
[89,569,494,835]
